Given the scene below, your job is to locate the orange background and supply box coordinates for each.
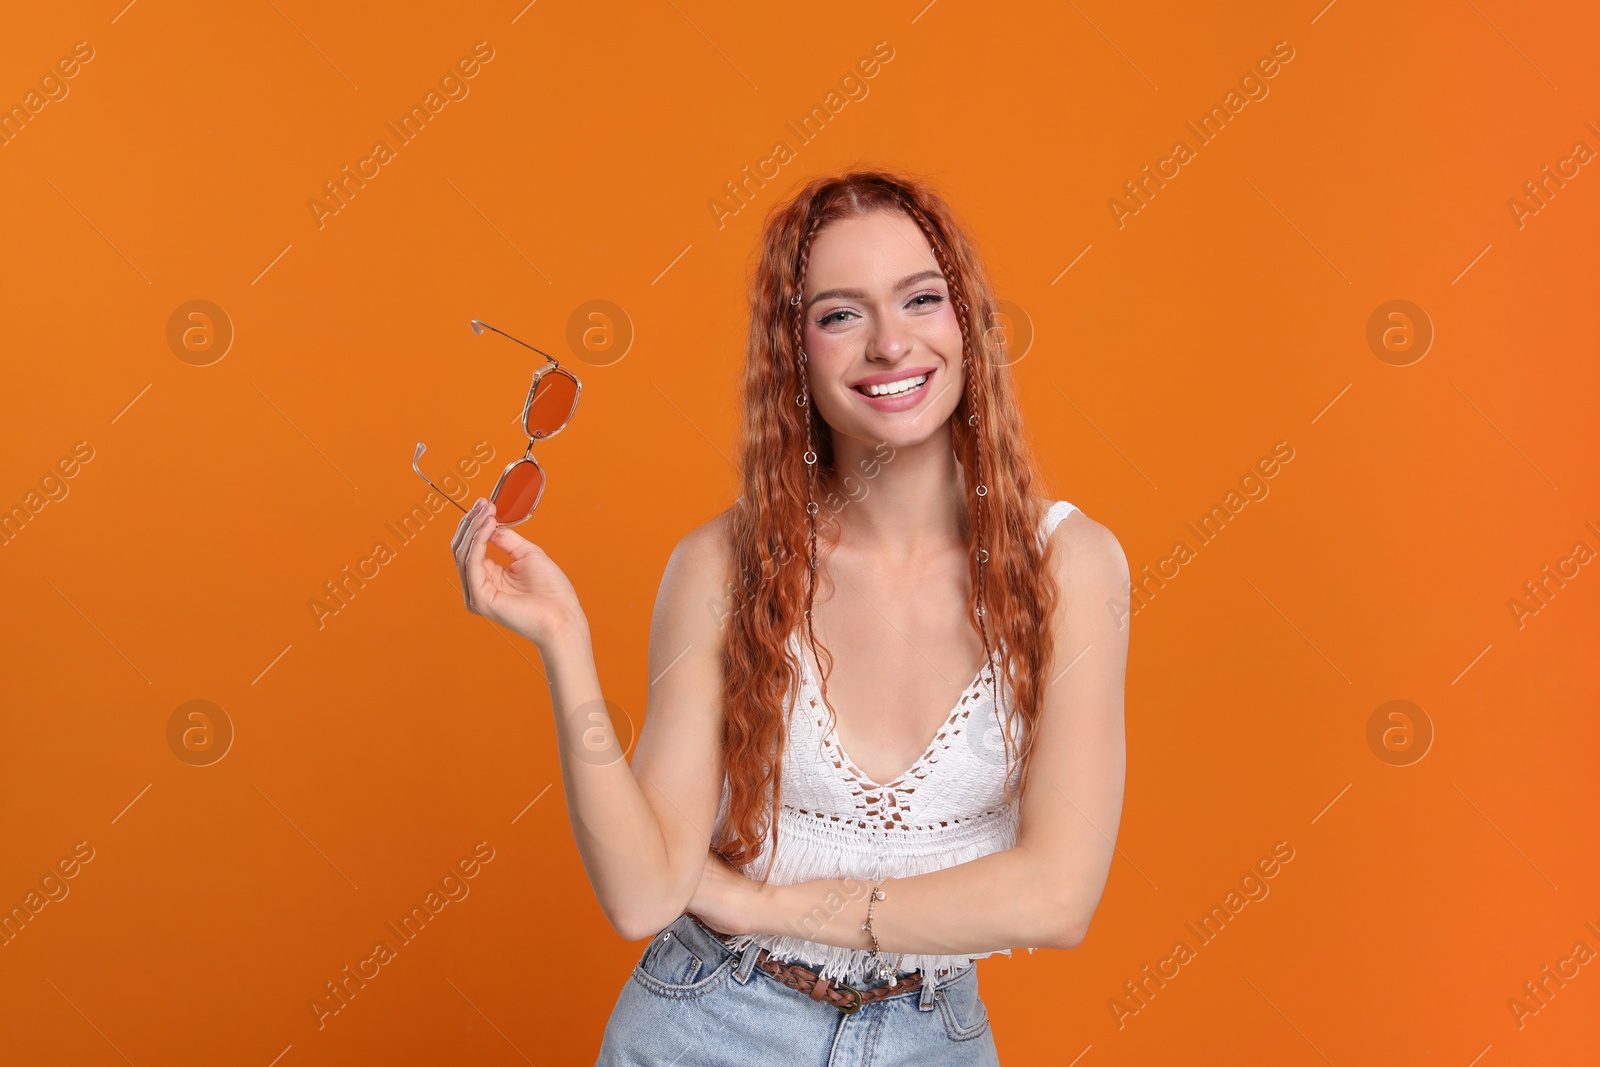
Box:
[3,1,1597,1063]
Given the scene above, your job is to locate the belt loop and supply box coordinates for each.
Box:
[735,940,763,983]
[918,967,938,1011]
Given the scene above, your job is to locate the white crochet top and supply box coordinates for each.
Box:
[712,500,1081,986]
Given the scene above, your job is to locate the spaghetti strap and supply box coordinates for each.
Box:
[1037,499,1081,546]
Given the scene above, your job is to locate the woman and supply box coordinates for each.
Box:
[449,170,1130,1063]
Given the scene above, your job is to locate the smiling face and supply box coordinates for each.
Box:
[800,209,965,460]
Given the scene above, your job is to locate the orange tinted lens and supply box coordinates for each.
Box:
[494,461,545,522]
[525,371,578,439]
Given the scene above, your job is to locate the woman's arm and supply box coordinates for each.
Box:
[457,500,733,941]
[694,509,1130,953]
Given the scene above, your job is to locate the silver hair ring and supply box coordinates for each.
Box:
[968,413,980,426]
[975,484,988,497]
[976,548,989,563]
[806,502,819,515]
[797,393,806,406]
[804,450,817,465]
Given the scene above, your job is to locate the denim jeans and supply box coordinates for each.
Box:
[595,912,1001,1065]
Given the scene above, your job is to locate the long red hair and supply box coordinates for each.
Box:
[713,169,1061,879]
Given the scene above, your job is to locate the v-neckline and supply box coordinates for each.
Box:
[789,630,996,791]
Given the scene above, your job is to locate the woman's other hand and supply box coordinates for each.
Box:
[687,851,770,938]
[452,497,586,650]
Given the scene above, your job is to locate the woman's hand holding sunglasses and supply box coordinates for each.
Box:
[452,497,587,651]
[417,319,588,651]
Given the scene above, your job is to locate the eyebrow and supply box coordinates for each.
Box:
[805,268,946,310]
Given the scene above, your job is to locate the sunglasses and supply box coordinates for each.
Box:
[412,319,582,527]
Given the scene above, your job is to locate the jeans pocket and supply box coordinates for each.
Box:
[632,916,735,999]
[937,972,993,1041]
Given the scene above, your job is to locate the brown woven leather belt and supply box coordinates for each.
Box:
[698,921,921,1014]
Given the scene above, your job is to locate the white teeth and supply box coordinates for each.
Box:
[863,373,929,397]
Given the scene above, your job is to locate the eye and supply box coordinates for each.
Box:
[816,308,856,328]
[908,292,944,309]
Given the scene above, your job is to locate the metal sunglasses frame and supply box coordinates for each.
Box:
[412,319,582,527]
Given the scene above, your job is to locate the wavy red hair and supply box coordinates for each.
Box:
[713,169,1061,879]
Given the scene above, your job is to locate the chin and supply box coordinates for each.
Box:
[833,418,953,457]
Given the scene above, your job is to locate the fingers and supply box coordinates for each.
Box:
[451,498,484,565]
[454,498,499,611]
[450,497,486,557]
[486,522,539,562]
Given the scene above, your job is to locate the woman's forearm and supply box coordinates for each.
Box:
[539,622,689,940]
[752,846,1088,956]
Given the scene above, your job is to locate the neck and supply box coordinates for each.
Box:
[822,423,966,562]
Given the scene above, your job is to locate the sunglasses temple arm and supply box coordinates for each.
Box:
[412,460,471,514]
[476,322,560,367]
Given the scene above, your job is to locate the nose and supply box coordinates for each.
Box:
[866,315,910,362]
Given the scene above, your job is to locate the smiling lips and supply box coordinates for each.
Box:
[851,368,936,411]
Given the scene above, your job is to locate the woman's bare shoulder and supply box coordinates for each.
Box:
[653,506,736,625]
[1039,496,1127,589]
[667,506,735,575]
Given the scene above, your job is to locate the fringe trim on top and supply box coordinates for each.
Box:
[722,803,1033,985]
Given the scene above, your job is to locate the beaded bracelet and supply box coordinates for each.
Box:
[861,877,905,985]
